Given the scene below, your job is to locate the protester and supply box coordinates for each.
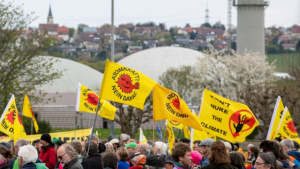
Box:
[116,147,129,169]
[102,152,118,169]
[127,139,136,144]
[172,143,191,169]
[259,141,280,160]
[174,138,179,147]
[8,140,14,154]
[86,134,99,147]
[57,144,83,169]
[129,154,146,169]
[55,141,65,152]
[120,134,130,146]
[39,133,57,169]
[12,139,31,169]
[145,154,165,169]
[247,146,259,169]
[199,138,214,167]
[191,151,202,169]
[280,139,300,167]
[244,144,254,161]
[180,138,190,146]
[192,141,201,153]
[125,142,137,156]
[135,143,149,156]
[294,142,300,152]
[153,142,167,157]
[164,155,174,169]
[81,142,102,169]
[70,140,83,163]
[230,152,245,169]
[254,152,278,169]
[276,142,291,168]
[0,145,13,169]
[105,143,114,153]
[18,145,40,169]
[224,142,232,153]
[202,141,236,169]
[110,139,120,152]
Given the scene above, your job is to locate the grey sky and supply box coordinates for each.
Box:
[11,0,300,29]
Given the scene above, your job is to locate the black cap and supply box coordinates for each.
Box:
[180,138,190,143]
[165,155,174,165]
[146,155,165,167]
[41,133,51,143]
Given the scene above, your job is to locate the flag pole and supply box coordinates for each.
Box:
[87,98,101,155]
[152,119,155,144]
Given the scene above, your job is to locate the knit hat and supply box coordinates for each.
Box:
[146,155,165,167]
[0,142,11,149]
[40,133,51,143]
[191,151,202,165]
[132,154,146,166]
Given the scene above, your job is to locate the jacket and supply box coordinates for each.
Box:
[288,150,300,167]
[202,163,238,169]
[173,162,190,169]
[64,157,83,169]
[0,161,10,169]
[128,166,143,169]
[39,143,57,169]
[81,153,102,169]
[20,163,36,169]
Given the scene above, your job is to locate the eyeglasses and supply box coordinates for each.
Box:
[57,153,67,160]
[255,162,267,166]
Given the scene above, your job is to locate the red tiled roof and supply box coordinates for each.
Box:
[292,26,300,34]
[57,26,69,35]
[183,27,194,33]
[39,24,59,32]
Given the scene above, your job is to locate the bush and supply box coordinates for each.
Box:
[23,117,52,134]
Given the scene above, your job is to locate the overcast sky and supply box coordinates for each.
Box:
[10,0,300,29]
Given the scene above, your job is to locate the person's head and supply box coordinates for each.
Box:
[127,139,136,144]
[146,154,165,169]
[0,145,13,162]
[117,147,128,161]
[120,134,130,144]
[250,146,259,158]
[229,152,245,169]
[173,138,179,146]
[136,143,149,156]
[18,145,38,168]
[85,142,98,156]
[208,141,230,164]
[165,155,174,169]
[259,140,279,159]
[40,133,51,147]
[180,138,190,146]
[193,140,201,152]
[86,134,99,146]
[247,144,254,152]
[70,140,82,155]
[254,152,278,169]
[110,139,120,150]
[15,139,30,154]
[0,142,11,150]
[172,143,191,168]
[105,142,114,153]
[57,144,77,167]
[223,142,232,153]
[32,140,40,148]
[153,141,167,155]
[293,141,300,151]
[191,151,202,166]
[280,139,294,152]
[132,154,146,166]
[199,138,214,156]
[54,140,64,152]
[102,152,118,169]
[276,142,290,160]
[125,142,137,155]
[8,140,14,152]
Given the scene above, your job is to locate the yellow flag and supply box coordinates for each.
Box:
[166,123,175,154]
[274,107,300,143]
[166,120,183,130]
[139,128,147,143]
[76,83,117,120]
[0,95,27,143]
[199,89,259,143]
[99,60,157,110]
[153,84,203,131]
[23,95,39,133]
[266,96,285,140]
[183,125,191,139]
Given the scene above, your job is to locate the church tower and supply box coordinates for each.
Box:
[47,5,53,24]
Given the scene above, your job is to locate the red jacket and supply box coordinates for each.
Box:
[39,143,57,169]
[129,165,144,169]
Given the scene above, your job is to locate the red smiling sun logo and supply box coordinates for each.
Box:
[172,98,180,110]
[85,93,98,106]
[6,111,23,125]
[117,74,139,94]
[286,121,297,133]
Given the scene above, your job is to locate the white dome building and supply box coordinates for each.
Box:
[118,46,204,82]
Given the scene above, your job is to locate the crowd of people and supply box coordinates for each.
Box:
[0,133,300,169]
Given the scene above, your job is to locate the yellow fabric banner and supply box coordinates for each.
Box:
[76,83,117,120]
[192,130,216,141]
[199,89,259,143]
[99,60,157,110]
[183,125,191,139]
[0,95,27,143]
[275,107,300,143]
[266,96,285,140]
[166,120,183,130]
[139,128,147,143]
[23,95,39,133]
[153,84,203,131]
[0,128,91,144]
[166,123,175,154]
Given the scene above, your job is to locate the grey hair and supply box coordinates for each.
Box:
[140,145,150,155]
[120,134,130,141]
[86,134,99,144]
[15,139,30,147]
[18,145,38,165]
[224,142,232,151]
[280,139,294,150]
[258,152,278,169]
[61,144,77,159]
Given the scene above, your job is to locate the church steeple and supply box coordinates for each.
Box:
[47,5,53,24]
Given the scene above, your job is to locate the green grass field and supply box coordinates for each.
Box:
[267,53,300,72]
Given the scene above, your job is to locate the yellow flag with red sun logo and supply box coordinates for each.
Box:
[76,83,117,120]
[153,84,203,131]
[0,95,27,143]
[199,89,259,143]
[166,122,175,154]
[167,120,184,130]
[23,95,39,133]
[99,60,157,110]
[274,107,300,143]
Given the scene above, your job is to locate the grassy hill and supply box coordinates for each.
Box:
[267,53,300,72]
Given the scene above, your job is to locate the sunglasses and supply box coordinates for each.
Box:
[57,153,67,160]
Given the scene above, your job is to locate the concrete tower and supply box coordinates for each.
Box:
[205,2,209,24]
[47,5,53,24]
[234,0,269,55]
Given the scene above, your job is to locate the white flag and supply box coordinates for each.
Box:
[139,128,147,143]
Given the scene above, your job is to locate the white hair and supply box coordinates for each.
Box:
[18,145,38,165]
[224,142,232,151]
[120,134,130,141]
[154,141,167,154]
[281,139,294,150]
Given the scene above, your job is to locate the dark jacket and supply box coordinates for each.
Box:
[39,143,57,169]
[81,153,102,169]
[20,163,36,169]
[202,163,237,169]
[0,161,10,169]
[64,157,83,169]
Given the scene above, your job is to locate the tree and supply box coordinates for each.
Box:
[97,51,107,61]
[213,21,226,31]
[78,23,88,33]
[231,42,237,51]
[272,36,279,45]
[296,40,300,51]
[0,2,62,113]
[201,23,212,28]
[159,23,166,31]
[189,32,197,40]
[185,23,191,27]
[69,28,75,37]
